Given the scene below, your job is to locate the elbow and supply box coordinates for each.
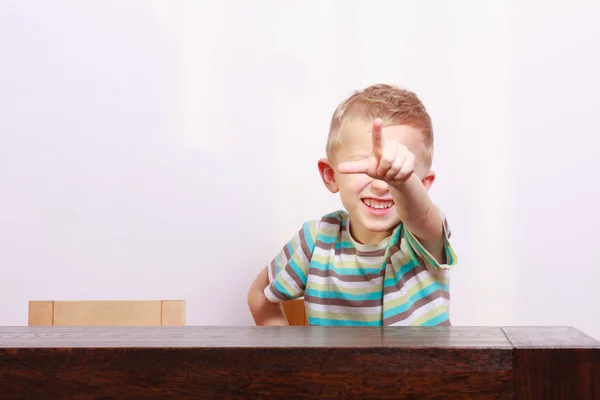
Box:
[247,286,260,313]
[247,283,260,314]
[247,277,267,322]
[247,267,272,324]
[247,289,259,324]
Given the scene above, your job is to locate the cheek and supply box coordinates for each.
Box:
[336,173,371,197]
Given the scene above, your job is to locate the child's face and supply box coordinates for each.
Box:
[319,121,434,244]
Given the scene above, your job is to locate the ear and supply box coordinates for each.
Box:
[421,170,436,191]
[318,158,339,193]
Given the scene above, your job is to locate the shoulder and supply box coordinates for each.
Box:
[299,210,348,243]
[300,210,348,230]
[287,211,345,260]
[319,210,348,226]
[316,210,348,234]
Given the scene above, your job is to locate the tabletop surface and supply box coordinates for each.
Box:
[0,326,598,349]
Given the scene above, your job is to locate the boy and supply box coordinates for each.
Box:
[247,84,457,326]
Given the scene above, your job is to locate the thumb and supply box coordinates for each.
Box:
[337,157,376,174]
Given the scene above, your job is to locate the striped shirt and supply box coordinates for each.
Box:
[264,210,458,326]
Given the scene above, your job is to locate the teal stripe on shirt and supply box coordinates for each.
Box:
[421,312,449,326]
[305,288,383,301]
[273,279,293,299]
[383,258,421,286]
[302,222,316,250]
[308,317,382,326]
[309,261,383,275]
[287,257,308,284]
[383,281,441,319]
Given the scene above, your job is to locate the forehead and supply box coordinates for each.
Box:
[336,120,427,159]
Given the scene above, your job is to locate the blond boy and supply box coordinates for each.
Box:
[248,84,457,326]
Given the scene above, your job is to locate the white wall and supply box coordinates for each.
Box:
[1,1,599,338]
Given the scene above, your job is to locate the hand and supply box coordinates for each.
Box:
[337,118,415,185]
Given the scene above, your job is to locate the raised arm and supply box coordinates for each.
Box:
[338,118,444,262]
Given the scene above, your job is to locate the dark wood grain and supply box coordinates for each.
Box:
[0,326,514,399]
[1,346,514,399]
[1,326,597,399]
[503,327,600,400]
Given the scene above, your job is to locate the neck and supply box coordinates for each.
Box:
[349,220,394,245]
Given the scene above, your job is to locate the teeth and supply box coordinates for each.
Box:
[363,199,394,209]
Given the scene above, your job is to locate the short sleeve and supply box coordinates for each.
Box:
[403,210,457,270]
[264,220,319,303]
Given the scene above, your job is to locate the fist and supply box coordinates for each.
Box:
[337,118,415,185]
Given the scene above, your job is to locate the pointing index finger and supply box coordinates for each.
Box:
[371,118,383,159]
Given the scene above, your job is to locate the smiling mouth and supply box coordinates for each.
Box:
[361,198,394,209]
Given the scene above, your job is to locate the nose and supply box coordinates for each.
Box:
[371,178,389,194]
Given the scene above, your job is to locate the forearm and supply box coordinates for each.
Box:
[390,174,444,262]
[247,267,289,326]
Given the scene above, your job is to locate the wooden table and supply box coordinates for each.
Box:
[1,326,598,399]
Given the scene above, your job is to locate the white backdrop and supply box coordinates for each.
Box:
[1,1,599,338]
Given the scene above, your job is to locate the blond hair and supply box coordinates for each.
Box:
[327,84,434,167]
